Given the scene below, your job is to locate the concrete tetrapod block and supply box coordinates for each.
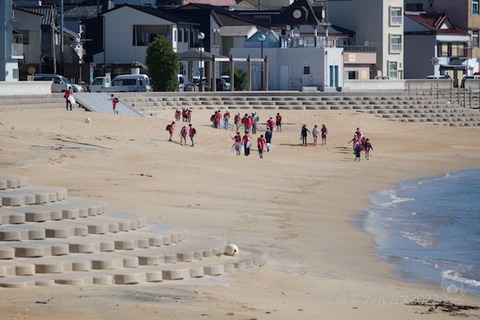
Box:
[55,235,115,253]
[0,277,37,288]
[189,266,204,278]
[0,260,35,276]
[0,175,28,190]
[89,253,138,270]
[203,264,225,276]
[146,270,163,282]
[32,258,71,274]
[10,198,108,223]
[161,267,190,280]
[0,193,25,207]
[0,209,25,224]
[3,241,69,258]
[0,247,15,259]
[44,274,94,286]
[0,224,46,241]
[43,221,89,237]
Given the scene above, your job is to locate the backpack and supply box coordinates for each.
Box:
[166,124,170,131]
[193,128,197,135]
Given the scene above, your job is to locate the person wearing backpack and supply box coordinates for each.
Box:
[188,123,196,147]
[180,125,188,146]
[167,121,175,141]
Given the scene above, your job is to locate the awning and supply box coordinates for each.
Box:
[177,49,228,62]
[440,64,468,70]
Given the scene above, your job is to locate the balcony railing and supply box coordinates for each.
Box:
[339,45,376,53]
[11,43,23,59]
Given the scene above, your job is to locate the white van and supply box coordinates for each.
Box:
[33,73,84,93]
[88,76,111,92]
[108,74,152,92]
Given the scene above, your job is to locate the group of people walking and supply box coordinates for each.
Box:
[300,124,328,146]
[348,127,374,161]
[166,120,197,147]
[164,108,374,161]
[175,107,192,123]
[230,112,280,158]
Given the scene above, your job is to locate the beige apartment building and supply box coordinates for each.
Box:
[328,0,405,79]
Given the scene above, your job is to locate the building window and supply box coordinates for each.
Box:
[389,34,402,53]
[304,66,310,74]
[178,28,183,42]
[437,42,468,57]
[473,0,479,15]
[405,3,423,11]
[388,61,398,79]
[390,7,402,26]
[19,30,29,45]
[472,30,479,48]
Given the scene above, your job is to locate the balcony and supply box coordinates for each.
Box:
[11,43,23,60]
[341,46,376,65]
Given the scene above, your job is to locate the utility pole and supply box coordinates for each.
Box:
[59,0,64,74]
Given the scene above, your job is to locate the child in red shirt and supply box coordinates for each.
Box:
[257,135,266,159]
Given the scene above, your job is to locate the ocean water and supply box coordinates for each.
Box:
[356,168,480,298]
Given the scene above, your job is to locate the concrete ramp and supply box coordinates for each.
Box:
[74,93,142,116]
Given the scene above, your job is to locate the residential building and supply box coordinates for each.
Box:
[12,5,87,80]
[405,0,480,74]
[404,11,470,83]
[87,4,199,78]
[1,0,22,81]
[328,0,404,79]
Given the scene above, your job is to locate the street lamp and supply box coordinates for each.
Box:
[259,33,266,91]
[197,32,205,92]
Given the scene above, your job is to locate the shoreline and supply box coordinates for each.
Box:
[0,109,479,319]
[355,167,480,298]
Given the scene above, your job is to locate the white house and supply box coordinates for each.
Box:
[93,4,198,65]
[232,35,344,91]
[404,11,471,81]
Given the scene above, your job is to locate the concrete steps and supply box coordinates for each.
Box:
[0,93,479,127]
[0,173,264,288]
[117,93,480,127]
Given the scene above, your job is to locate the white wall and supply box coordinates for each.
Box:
[100,6,175,64]
[230,47,344,91]
[0,81,51,95]
[12,10,43,64]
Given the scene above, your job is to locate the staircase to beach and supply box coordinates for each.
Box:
[122,92,480,127]
[0,92,479,127]
[0,174,264,288]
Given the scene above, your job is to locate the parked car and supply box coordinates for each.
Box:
[177,74,189,91]
[461,75,480,89]
[426,75,451,79]
[216,77,230,91]
[108,74,152,92]
[88,76,111,92]
[220,75,231,91]
[33,73,84,93]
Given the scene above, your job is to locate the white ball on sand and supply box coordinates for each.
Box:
[224,244,239,256]
[85,117,91,124]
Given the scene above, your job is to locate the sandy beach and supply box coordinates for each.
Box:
[0,106,479,319]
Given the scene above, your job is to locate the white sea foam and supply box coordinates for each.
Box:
[403,231,435,248]
[372,189,414,208]
[442,270,480,288]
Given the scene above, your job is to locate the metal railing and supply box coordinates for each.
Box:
[407,84,480,110]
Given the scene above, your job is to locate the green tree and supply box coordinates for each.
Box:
[146,35,178,92]
[234,68,248,91]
